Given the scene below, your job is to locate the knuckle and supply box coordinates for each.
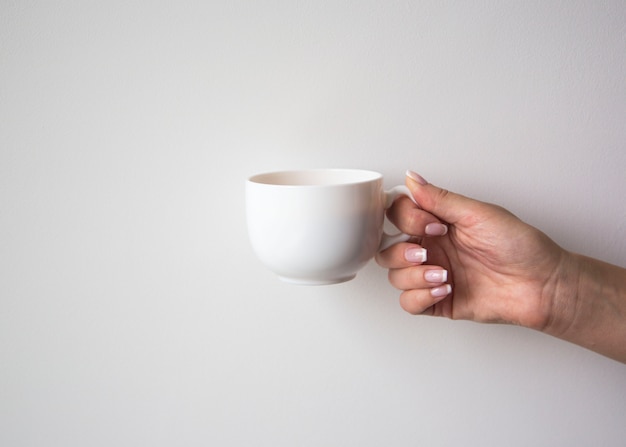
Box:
[388,269,402,290]
[437,188,451,201]
[399,290,426,315]
[404,209,423,234]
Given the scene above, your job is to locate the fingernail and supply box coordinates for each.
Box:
[424,269,447,283]
[405,247,427,263]
[425,223,448,236]
[406,170,428,185]
[430,284,452,299]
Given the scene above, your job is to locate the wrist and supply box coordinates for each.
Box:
[539,250,582,338]
[541,251,626,362]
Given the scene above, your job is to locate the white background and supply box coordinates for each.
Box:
[2,1,626,446]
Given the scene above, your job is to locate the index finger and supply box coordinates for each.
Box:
[387,196,448,237]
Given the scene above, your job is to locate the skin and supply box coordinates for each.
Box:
[376,171,626,364]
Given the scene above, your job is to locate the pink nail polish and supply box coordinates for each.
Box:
[430,284,452,299]
[405,247,427,263]
[424,269,447,283]
[405,170,428,185]
[425,223,448,236]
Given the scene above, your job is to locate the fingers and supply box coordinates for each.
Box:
[388,170,479,236]
[380,170,470,317]
[388,170,485,238]
[405,170,479,226]
[376,241,453,315]
[386,197,449,237]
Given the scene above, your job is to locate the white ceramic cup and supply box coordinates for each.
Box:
[246,169,415,285]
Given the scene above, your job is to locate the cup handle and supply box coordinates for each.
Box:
[379,185,418,251]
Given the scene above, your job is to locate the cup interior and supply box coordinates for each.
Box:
[248,169,381,187]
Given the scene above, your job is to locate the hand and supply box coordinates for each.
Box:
[376,171,567,330]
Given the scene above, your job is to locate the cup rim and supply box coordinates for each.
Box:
[247,168,382,187]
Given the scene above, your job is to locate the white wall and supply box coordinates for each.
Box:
[2,1,625,446]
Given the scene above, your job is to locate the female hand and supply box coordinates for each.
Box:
[376,171,567,330]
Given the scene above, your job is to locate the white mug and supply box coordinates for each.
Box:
[246,169,415,285]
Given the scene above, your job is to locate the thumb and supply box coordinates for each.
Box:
[405,170,478,225]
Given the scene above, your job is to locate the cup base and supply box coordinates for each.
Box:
[278,275,356,286]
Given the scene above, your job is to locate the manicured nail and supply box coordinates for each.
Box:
[430,284,452,299]
[405,247,427,263]
[406,170,428,185]
[424,269,447,283]
[425,223,448,236]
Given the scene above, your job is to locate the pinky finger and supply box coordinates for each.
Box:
[399,284,452,315]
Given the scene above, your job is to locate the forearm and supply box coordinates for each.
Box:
[547,252,626,363]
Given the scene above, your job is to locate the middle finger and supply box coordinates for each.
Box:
[388,265,449,291]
